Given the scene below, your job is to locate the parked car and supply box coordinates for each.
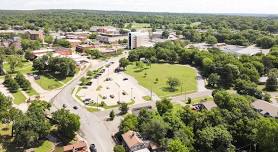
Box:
[106,77,112,81]
[102,96,107,99]
[62,104,67,108]
[122,91,127,95]
[90,144,97,152]
[123,78,128,81]
[110,95,115,99]
[73,106,78,110]
[83,98,91,102]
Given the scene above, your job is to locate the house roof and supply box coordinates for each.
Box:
[202,101,218,110]
[134,148,150,152]
[122,130,144,149]
[63,141,87,152]
[252,100,278,117]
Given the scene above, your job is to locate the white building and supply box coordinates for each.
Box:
[128,32,150,49]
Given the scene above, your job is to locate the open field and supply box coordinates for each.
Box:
[125,63,197,97]
[12,91,27,105]
[25,87,39,96]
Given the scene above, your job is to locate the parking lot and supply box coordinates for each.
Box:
[77,59,158,106]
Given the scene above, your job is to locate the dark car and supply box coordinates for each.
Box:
[123,78,128,81]
[73,106,78,110]
[83,98,91,102]
[62,104,67,108]
[90,144,97,152]
[110,95,115,99]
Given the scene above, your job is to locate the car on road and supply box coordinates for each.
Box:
[106,77,112,81]
[110,95,115,99]
[123,78,128,81]
[73,106,78,110]
[102,96,107,99]
[122,91,127,95]
[62,104,67,108]
[90,144,97,152]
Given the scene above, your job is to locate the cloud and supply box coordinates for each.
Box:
[0,0,277,14]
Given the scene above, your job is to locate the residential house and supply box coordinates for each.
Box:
[25,30,44,41]
[122,131,149,152]
[63,141,88,152]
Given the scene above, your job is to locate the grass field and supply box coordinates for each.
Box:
[126,63,197,97]
[34,141,54,152]
[4,61,33,74]
[25,87,39,96]
[35,75,63,90]
[12,91,27,105]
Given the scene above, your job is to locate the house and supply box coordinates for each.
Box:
[122,131,148,152]
[63,141,88,152]
[252,100,278,118]
[76,44,96,53]
[25,30,44,41]
[54,47,72,56]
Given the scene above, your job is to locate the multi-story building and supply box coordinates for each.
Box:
[96,33,127,44]
[128,32,150,49]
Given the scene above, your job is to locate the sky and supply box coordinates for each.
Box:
[1,0,278,14]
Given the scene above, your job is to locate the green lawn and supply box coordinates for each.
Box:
[86,107,100,112]
[12,91,27,105]
[25,88,39,96]
[4,61,33,74]
[34,141,54,152]
[126,64,197,97]
[35,75,63,90]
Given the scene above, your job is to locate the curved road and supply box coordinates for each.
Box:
[51,60,115,152]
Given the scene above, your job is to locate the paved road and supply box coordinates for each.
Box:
[51,60,115,152]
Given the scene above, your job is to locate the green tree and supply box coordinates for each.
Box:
[141,118,168,143]
[119,114,138,133]
[265,75,278,91]
[119,58,129,70]
[44,35,53,44]
[166,77,180,91]
[156,98,173,116]
[208,73,220,88]
[7,55,22,73]
[197,125,235,152]
[113,145,126,152]
[109,110,115,121]
[162,31,170,39]
[52,108,80,142]
[206,35,218,45]
[167,139,189,152]
[119,103,129,115]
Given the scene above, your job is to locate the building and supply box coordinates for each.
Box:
[122,130,149,152]
[25,30,44,41]
[76,44,96,53]
[252,100,278,118]
[96,33,127,44]
[128,32,150,49]
[63,141,88,152]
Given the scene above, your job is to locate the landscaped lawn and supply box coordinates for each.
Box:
[126,63,197,97]
[12,91,27,105]
[35,75,63,90]
[25,88,39,96]
[4,61,33,74]
[34,140,54,152]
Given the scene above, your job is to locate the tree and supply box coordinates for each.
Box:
[52,108,80,142]
[119,103,129,114]
[7,55,22,73]
[0,92,12,123]
[119,114,138,133]
[15,73,31,91]
[113,145,126,152]
[89,32,97,39]
[44,35,53,44]
[54,39,71,48]
[119,58,129,70]
[167,139,189,152]
[141,118,168,143]
[156,98,173,116]
[167,77,180,91]
[24,50,33,60]
[208,73,220,88]
[85,49,102,59]
[265,75,278,91]
[109,110,115,121]
[162,31,170,39]
[206,35,218,45]
[80,77,89,86]
[197,125,235,152]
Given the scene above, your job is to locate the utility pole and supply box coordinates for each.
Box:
[131,88,133,100]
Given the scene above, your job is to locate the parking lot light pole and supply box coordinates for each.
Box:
[131,88,133,100]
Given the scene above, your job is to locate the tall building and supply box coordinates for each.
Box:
[128,32,150,49]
